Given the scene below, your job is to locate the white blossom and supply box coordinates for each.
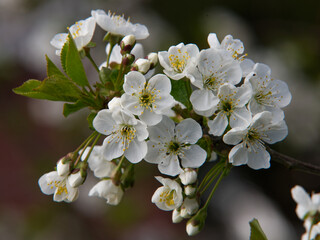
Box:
[151,176,183,211]
[158,43,199,81]
[180,197,199,218]
[207,83,252,136]
[93,109,148,163]
[89,179,123,205]
[56,159,70,177]
[189,48,242,116]
[208,33,245,60]
[82,146,117,178]
[184,185,196,197]
[100,43,144,69]
[223,111,288,169]
[68,171,85,188]
[179,168,197,185]
[91,9,149,39]
[244,63,292,121]
[50,16,96,55]
[292,185,320,240]
[172,208,184,223]
[186,221,201,236]
[145,116,206,176]
[121,71,174,126]
[38,170,79,202]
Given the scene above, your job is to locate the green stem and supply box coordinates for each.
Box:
[73,131,97,156]
[106,43,115,67]
[115,155,126,172]
[86,51,100,73]
[203,168,226,210]
[83,133,101,163]
[200,166,224,196]
[198,161,224,192]
[308,223,315,240]
[74,131,98,167]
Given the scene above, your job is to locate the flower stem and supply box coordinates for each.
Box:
[82,133,101,163]
[106,43,115,67]
[202,168,226,210]
[74,131,98,167]
[86,51,100,73]
[198,160,224,193]
[199,165,224,196]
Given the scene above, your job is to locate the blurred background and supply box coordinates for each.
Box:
[1,0,320,239]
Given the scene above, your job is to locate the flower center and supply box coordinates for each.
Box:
[48,180,68,195]
[120,125,136,141]
[221,100,233,114]
[139,91,155,109]
[254,90,274,107]
[203,76,218,90]
[159,189,175,206]
[169,50,190,73]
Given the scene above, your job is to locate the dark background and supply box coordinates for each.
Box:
[1,0,320,239]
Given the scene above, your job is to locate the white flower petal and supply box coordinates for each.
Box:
[190,89,219,111]
[125,139,147,163]
[139,109,163,126]
[123,71,146,94]
[228,144,248,166]
[93,109,116,135]
[246,147,270,169]
[102,136,124,160]
[208,112,228,136]
[223,127,247,145]
[175,118,203,144]
[158,155,183,176]
[180,145,206,168]
[229,107,251,128]
[148,116,175,143]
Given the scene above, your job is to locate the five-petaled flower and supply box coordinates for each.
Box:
[151,176,183,211]
[145,116,206,176]
[50,16,96,55]
[121,71,175,126]
[223,111,288,169]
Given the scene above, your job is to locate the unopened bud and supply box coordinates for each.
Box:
[132,58,151,74]
[186,220,201,236]
[68,170,86,188]
[180,198,199,219]
[147,52,158,69]
[172,208,184,223]
[184,185,196,197]
[121,53,135,66]
[179,168,197,185]
[186,208,207,236]
[120,35,136,54]
[57,154,73,176]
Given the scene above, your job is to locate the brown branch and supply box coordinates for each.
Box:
[206,134,320,176]
[266,146,320,176]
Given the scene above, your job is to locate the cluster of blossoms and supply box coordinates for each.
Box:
[15,9,297,237]
[292,186,320,240]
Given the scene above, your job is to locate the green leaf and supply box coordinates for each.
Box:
[170,78,192,110]
[13,79,61,101]
[63,100,88,117]
[65,34,89,87]
[87,112,97,130]
[35,75,82,102]
[249,219,268,240]
[46,55,65,78]
[60,40,69,73]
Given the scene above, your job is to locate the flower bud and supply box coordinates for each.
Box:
[186,220,201,236]
[147,52,158,69]
[120,34,136,54]
[180,198,199,219]
[179,168,197,185]
[172,208,184,223]
[131,58,151,74]
[68,170,86,188]
[184,185,196,197]
[57,155,72,176]
[186,208,207,236]
[121,53,135,66]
